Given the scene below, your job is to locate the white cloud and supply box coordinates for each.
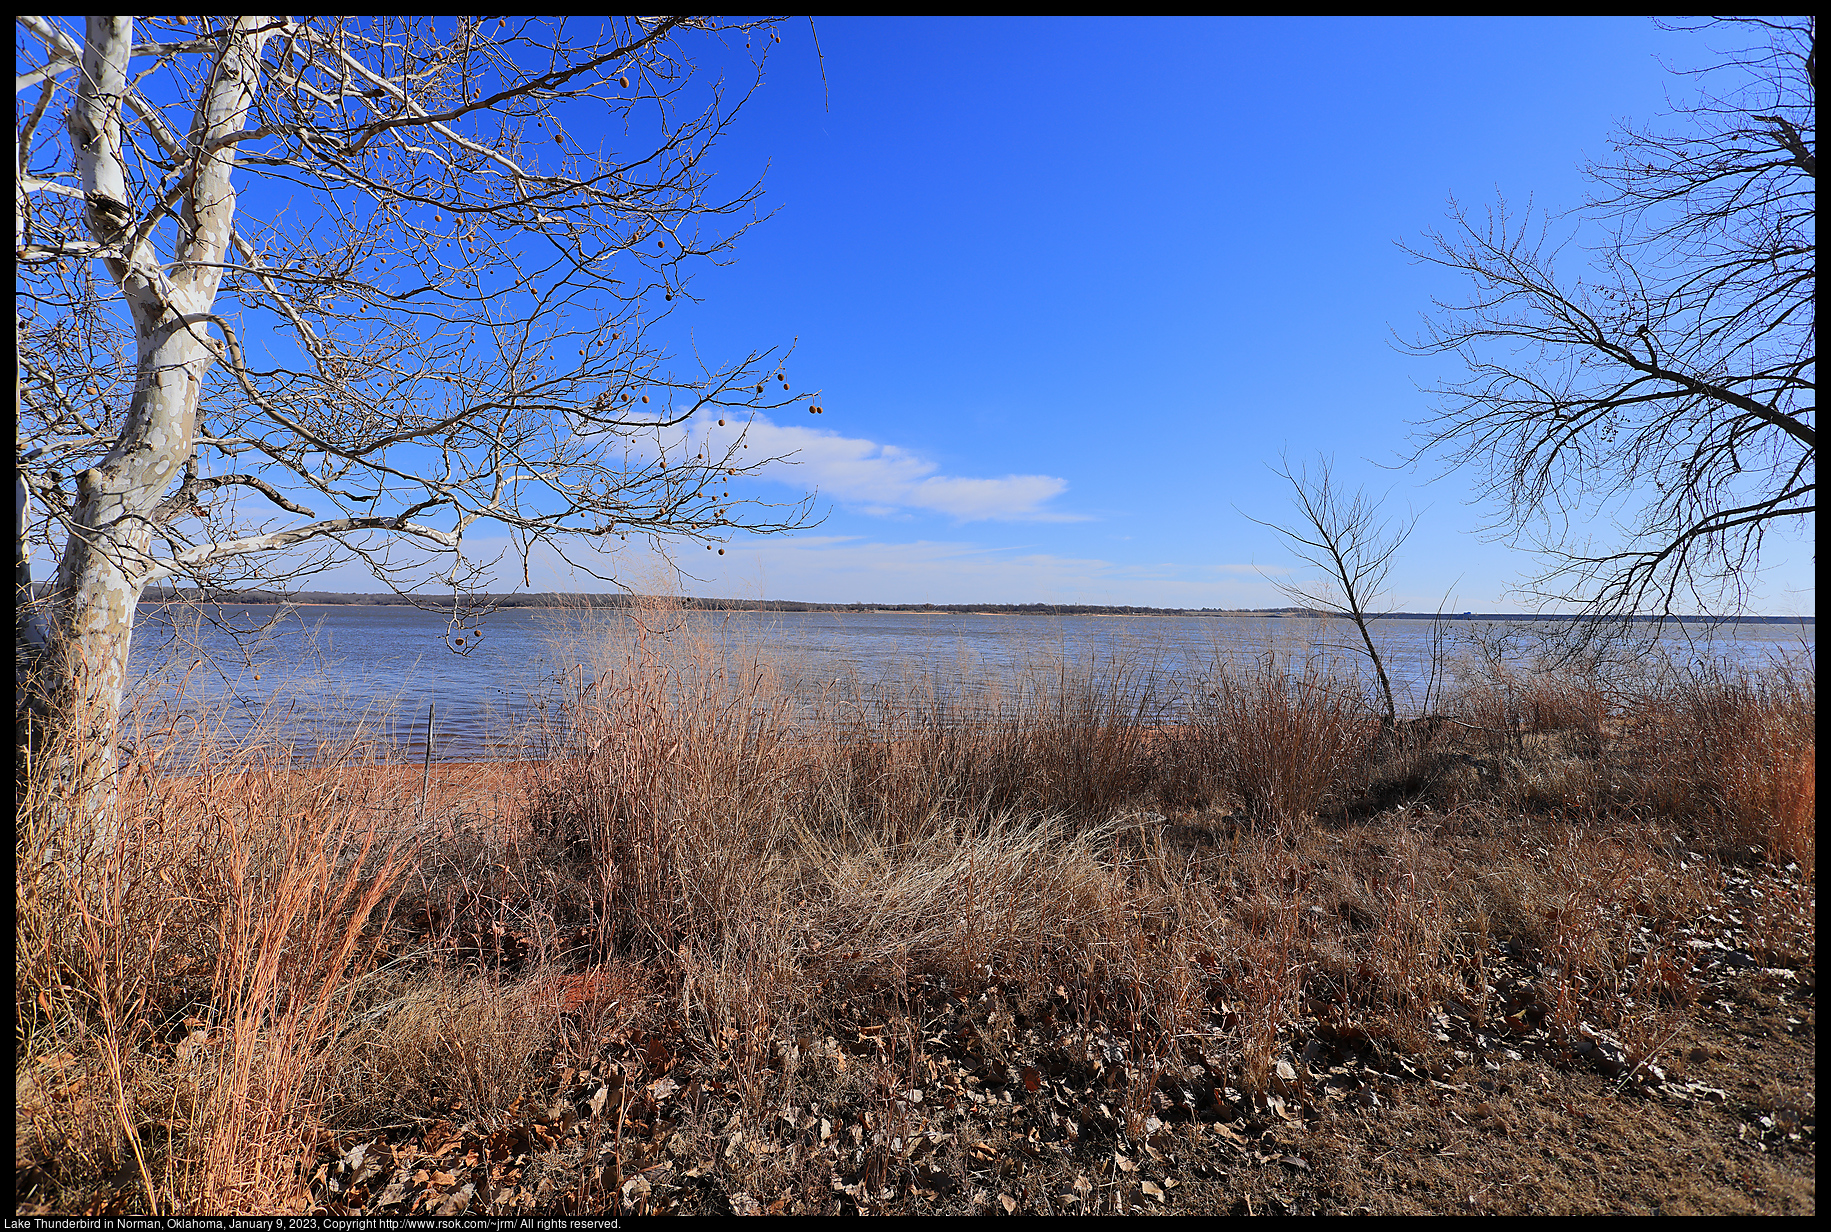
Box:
[103,523,1365,610]
[654,535,1289,608]
[685,414,1079,522]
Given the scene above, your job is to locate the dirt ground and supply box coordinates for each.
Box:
[22,760,1811,1217]
[294,839,1812,1218]
[21,939,1813,1217]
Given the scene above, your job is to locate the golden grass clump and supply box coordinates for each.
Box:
[1190,655,1378,820]
[17,681,416,1214]
[1637,662,1816,876]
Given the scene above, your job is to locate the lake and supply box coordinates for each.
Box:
[124,604,1815,763]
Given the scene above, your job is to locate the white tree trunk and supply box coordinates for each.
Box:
[48,17,271,854]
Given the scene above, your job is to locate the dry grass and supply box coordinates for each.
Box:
[17,686,414,1213]
[318,968,556,1132]
[1188,654,1379,821]
[1636,663,1815,876]
[14,607,1815,1215]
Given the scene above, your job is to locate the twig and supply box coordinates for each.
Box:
[1616,1023,1686,1093]
[418,702,435,826]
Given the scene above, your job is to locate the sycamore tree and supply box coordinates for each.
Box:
[15,15,819,844]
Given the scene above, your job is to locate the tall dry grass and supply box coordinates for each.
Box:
[16,670,418,1214]
[1188,653,1380,820]
[15,601,1815,1214]
[521,604,1206,1098]
[1634,660,1815,876]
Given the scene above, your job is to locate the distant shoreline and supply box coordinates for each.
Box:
[111,588,1815,624]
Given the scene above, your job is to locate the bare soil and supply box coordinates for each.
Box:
[273,796,1813,1219]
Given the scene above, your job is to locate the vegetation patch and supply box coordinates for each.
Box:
[16,618,1814,1215]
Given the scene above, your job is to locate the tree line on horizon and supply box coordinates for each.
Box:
[93,585,1812,623]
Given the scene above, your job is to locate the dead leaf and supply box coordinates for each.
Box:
[1021,1065,1042,1093]
[432,1182,474,1215]
[1142,1180,1166,1201]
[999,1193,1018,1213]
[1213,1122,1250,1147]
[648,1075,680,1101]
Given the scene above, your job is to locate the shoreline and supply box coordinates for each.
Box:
[127,596,1817,624]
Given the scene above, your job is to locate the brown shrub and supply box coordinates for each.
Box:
[17,698,416,1213]
[1188,657,1379,821]
[1638,663,1815,874]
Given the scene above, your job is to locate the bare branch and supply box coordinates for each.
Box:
[1404,17,1814,626]
[1244,455,1416,726]
[16,16,823,839]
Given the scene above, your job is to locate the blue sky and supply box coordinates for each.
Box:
[538,15,1809,612]
[35,17,1814,612]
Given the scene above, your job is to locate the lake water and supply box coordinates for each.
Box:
[124,604,1815,763]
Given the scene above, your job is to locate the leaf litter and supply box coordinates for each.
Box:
[295,855,1811,1217]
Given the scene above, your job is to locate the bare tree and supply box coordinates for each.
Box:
[1405,17,1814,631]
[15,16,820,843]
[1247,455,1417,729]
